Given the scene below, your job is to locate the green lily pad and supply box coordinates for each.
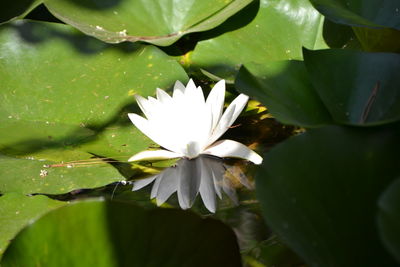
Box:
[309,0,400,29]
[43,0,252,46]
[304,49,400,126]
[1,199,242,267]
[0,0,42,24]
[377,178,400,263]
[0,193,66,257]
[0,20,188,194]
[256,125,400,266]
[235,61,332,127]
[309,0,400,52]
[191,0,328,79]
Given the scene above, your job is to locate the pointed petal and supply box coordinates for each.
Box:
[134,95,151,118]
[208,94,249,145]
[128,113,179,154]
[203,139,263,165]
[150,175,162,199]
[202,156,225,199]
[198,157,217,213]
[132,176,156,191]
[185,79,196,94]
[155,167,179,206]
[128,150,181,162]
[173,80,186,96]
[206,80,225,130]
[156,88,172,103]
[177,158,201,209]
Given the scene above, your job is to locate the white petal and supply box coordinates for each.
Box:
[203,139,263,165]
[208,94,249,145]
[155,167,179,206]
[198,157,217,213]
[206,80,225,130]
[132,176,156,191]
[150,175,162,199]
[173,80,186,94]
[156,88,172,103]
[177,158,201,209]
[128,150,181,162]
[128,113,179,154]
[134,95,151,118]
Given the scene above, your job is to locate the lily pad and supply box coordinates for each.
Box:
[377,178,400,263]
[235,61,332,127]
[0,193,66,257]
[0,20,188,194]
[43,0,252,46]
[304,49,400,126]
[1,199,242,267]
[309,0,400,52]
[256,125,400,266]
[191,0,328,79]
[0,0,42,24]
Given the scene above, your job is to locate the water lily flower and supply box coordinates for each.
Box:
[128,79,262,212]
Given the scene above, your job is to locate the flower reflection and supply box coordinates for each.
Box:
[132,155,251,213]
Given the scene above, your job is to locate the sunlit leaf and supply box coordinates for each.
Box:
[0,20,188,194]
[43,0,252,46]
[191,0,328,79]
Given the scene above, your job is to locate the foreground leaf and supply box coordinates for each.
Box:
[0,193,66,257]
[1,199,242,267]
[377,178,400,263]
[256,125,400,266]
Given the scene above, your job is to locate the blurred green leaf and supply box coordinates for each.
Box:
[1,199,242,267]
[0,193,66,257]
[256,125,400,266]
[191,0,328,79]
[309,0,400,52]
[236,61,332,127]
[309,0,400,29]
[378,178,400,263]
[43,0,252,46]
[304,49,400,126]
[0,0,42,24]
[0,20,188,194]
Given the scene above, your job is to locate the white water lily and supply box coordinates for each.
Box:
[128,79,262,212]
[128,79,262,164]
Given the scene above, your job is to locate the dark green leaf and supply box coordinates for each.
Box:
[377,178,400,263]
[0,0,42,24]
[0,193,66,257]
[1,199,242,267]
[236,61,332,127]
[309,0,400,52]
[304,49,400,126]
[256,125,400,266]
